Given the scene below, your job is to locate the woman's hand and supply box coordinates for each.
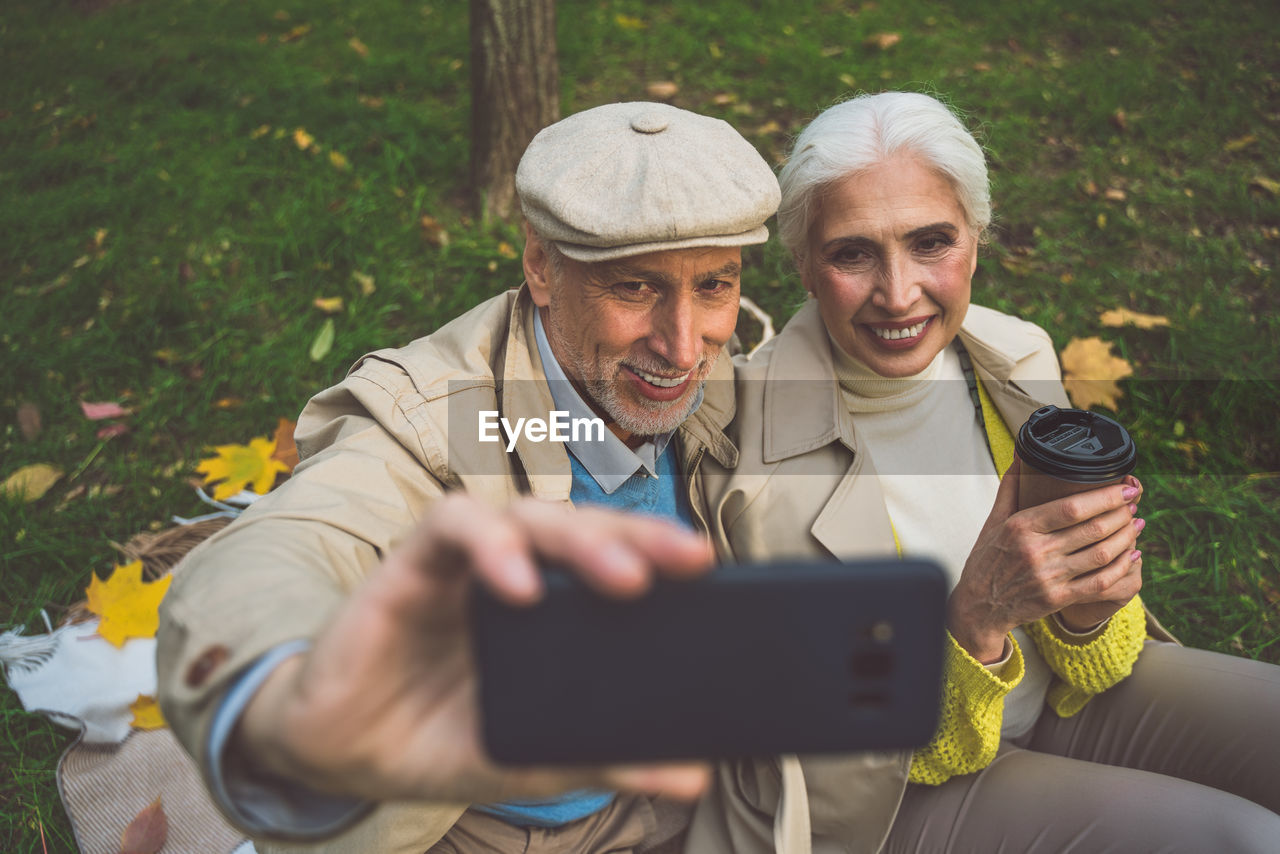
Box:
[947,458,1145,663]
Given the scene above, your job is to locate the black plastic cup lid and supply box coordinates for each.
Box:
[1015,405,1137,482]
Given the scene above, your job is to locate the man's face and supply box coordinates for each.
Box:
[525,236,742,445]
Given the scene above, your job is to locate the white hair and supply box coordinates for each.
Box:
[777,92,991,260]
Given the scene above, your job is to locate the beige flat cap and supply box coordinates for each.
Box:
[516,102,780,262]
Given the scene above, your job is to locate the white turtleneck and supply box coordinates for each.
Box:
[831,336,1052,739]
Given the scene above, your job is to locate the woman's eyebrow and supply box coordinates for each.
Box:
[903,221,960,239]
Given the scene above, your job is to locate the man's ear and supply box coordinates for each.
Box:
[522,221,552,308]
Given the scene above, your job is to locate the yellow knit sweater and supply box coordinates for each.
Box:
[909,595,1148,784]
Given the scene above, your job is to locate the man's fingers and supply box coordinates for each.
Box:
[600,762,713,801]
[509,500,714,598]
[395,495,542,608]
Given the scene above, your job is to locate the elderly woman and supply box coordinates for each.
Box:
[691,92,1280,853]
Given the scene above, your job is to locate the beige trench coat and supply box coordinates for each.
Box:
[156,285,741,853]
[690,300,1173,854]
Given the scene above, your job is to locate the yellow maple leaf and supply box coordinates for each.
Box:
[196,436,290,500]
[85,561,173,648]
[129,694,168,730]
[1059,336,1134,411]
[1099,307,1171,330]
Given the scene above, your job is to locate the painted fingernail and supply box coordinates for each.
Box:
[1133,517,1146,533]
[1130,549,1142,562]
[1122,486,1140,500]
[1129,503,1138,515]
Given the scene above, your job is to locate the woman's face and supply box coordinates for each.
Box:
[802,154,978,378]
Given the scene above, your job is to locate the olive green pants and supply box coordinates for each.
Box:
[885,641,1280,853]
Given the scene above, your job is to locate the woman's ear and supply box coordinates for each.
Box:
[522,221,553,308]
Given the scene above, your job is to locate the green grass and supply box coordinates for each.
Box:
[2,0,1277,849]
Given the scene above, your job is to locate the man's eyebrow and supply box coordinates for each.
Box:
[698,261,742,281]
[590,260,741,285]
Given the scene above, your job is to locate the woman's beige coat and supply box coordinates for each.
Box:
[688,299,1073,854]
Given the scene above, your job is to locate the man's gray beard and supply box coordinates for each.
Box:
[584,375,704,438]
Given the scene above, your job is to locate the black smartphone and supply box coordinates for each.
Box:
[470,557,947,764]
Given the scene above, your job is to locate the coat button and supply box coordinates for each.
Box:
[185,645,230,688]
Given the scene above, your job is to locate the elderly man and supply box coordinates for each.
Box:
[157,101,779,853]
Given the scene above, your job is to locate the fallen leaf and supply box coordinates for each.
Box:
[280,23,312,43]
[313,296,345,314]
[293,127,315,150]
[309,318,336,362]
[348,36,369,57]
[352,271,376,295]
[1110,109,1128,131]
[328,150,350,170]
[711,93,736,106]
[196,436,291,500]
[73,254,91,269]
[838,72,857,89]
[1104,187,1127,202]
[85,561,173,648]
[615,13,647,29]
[1059,336,1133,410]
[1249,175,1280,196]
[272,9,290,20]
[865,32,901,49]
[93,228,108,249]
[755,120,782,136]
[645,81,679,99]
[973,61,992,72]
[129,695,167,730]
[250,123,271,139]
[1224,134,1257,152]
[497,242,517,259]
[1099,307,1171,329]
[55,483,87,512]
[213,397,243,409]
[17,402,42,440]
[419,215,449,247]
[120,797,167,854]
[1,463,63,502]
[1096,212,1108,229]
[80,400,131,420]
[96,423,130,440]
[270,418,299,471]
[357,95,385,109]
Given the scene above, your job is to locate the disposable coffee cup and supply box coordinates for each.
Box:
[1015,406,1137,510]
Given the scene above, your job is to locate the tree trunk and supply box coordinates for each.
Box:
[469,0,560,223]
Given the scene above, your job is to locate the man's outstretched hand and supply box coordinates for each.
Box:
[233,494,716,804]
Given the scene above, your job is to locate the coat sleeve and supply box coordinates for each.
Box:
[157,372,457,845]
